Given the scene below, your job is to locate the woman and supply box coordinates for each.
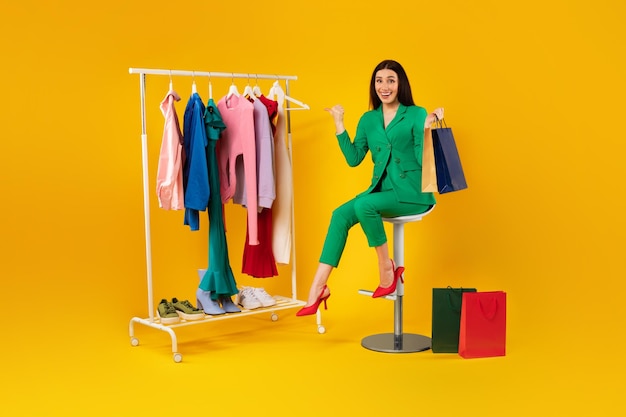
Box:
[296,59,443,316]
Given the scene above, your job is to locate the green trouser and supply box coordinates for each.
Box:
[319,189,431,267]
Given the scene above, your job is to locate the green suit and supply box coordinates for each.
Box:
[319,104,436,267]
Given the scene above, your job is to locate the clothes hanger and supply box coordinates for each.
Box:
[191,71,197,94]
[267,80,278,99]
[284,94,310,110]
[269,79,310,110]
[207,73,213,99]
[242,74,256,99]
[226,73,240,99]
[168,70,173,92]
[252,74,262,97]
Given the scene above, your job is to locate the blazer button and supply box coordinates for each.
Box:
[400,173,406,178]
[376,146,381,152]
[395,158,400,163]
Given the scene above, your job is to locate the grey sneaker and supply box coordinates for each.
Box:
[157,299,180,324]
[236,287,262,310]
[172,298,205,321]
[252,287,277,307]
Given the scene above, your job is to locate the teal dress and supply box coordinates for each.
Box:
[199,98,238,300]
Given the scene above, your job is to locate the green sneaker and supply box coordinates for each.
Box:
[157,299,180,324]
[172,298,205,321]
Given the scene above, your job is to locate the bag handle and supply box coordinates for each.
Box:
[446,286,465,312]
[434,117,448,129]
[478,296,498,320]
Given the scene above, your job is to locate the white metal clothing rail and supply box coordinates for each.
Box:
[129,67,298,80]
[127,67,319,362]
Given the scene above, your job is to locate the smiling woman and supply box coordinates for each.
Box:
[1,0,625,414]
[296,59,443,317]
[375,69,400,127]
[374,68,398,128]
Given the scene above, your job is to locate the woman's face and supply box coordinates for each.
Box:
[375,69,399,106]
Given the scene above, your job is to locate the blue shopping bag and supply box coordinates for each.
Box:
[432,119,468,194]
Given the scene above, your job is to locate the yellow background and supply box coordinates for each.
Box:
[1,0,624,415]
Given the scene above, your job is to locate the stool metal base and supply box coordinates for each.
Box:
[361,333,431,353]
[360,210,436,354]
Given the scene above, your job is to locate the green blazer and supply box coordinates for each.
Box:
[336,103,436,206]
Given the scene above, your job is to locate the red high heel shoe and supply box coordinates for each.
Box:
[372,259,404,298]
[296,285,331,316]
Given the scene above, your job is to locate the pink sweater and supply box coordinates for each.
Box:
[217,95,259,245]
[156,90,184,210]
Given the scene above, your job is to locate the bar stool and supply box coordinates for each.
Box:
[358,205,436,353]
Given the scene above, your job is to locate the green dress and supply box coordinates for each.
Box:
[199,98,238,300]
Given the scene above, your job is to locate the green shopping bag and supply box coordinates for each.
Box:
[431,287,477,353]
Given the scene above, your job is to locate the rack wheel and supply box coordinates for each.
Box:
[173,353,183,363]
[130,337,139,346]
[318,325,326,334]
[271,313,279,322]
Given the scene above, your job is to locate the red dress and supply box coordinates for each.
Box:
[242,95,280,278]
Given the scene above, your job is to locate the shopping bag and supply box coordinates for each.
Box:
[458,291,507,358]
[432,119,468,194]
[421,128,438,192]
[431,287,477,353]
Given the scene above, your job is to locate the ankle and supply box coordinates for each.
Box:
[379,258,393,270]
[315,284,326,297]
[307,284,328,305]
[379,262,393,286]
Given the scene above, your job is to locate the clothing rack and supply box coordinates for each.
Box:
[127,67,321,362]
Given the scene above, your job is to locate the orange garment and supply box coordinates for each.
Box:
[156,89,184,210]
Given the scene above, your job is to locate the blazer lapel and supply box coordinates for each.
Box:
[385,104,407,132]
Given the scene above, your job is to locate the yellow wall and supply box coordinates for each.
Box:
[1,0,625,410]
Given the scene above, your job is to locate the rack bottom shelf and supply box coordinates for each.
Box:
[129,296,315,362]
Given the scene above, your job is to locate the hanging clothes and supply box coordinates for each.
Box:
[269,88,293,265]
[242,208,278,278]
[182,92,210,231]
[216,95,259,245]
[199,99,238,299]
[234,98,276,209]
[156,89,184,210]
[258,94,278,135]
[241,98,278,278]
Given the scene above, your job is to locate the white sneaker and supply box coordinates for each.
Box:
[252,287,276,307]
[237,287,263,310]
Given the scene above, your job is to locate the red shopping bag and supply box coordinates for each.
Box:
[458,291,506,358]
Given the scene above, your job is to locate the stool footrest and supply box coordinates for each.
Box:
[361,333,431,353]
[358,289,397,301]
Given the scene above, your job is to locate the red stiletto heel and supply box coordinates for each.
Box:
[372,259,404,298]
[296,285,331,316]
